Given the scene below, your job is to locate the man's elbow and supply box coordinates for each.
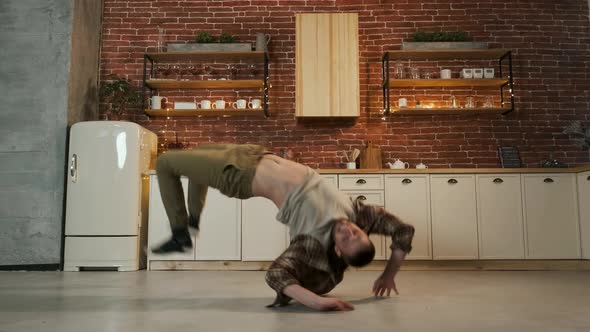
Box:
[394,224,415,253]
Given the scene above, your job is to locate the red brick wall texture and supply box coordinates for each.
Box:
[100,0,590,168]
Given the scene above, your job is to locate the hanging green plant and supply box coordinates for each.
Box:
[99,75,142,116]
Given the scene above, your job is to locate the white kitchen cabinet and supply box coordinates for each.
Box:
[385,175,432,260]
[523,174,581,259]
[194,189,241,261]
[476,175,525,259]
[430,175,478,260]
[241,197,288,261]
[578,171,590,259]
[147,176,242,266]
[343,191,386,260]
[147,176,195,264]
[321,174,338,187]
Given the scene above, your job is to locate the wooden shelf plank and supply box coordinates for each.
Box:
[386,49,510,60]
[390,107,511,115]
[388,78,509,88]
[145,79,263,89]
[145,109,266,117]
[146,51,265,62]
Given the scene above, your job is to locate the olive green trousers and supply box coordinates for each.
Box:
[155,144,269,229]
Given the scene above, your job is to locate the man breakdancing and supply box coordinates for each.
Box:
[152,144,415,311]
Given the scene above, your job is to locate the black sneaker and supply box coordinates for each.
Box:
[188,214,200,231]
[151,228,193,254]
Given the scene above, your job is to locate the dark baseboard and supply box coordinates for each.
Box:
[0,264,60,271]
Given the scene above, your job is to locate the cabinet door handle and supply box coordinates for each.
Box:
[587,175,590,181]
[543,178,554,183]
[402,178,412,184]
[448,178,458,184]
[356,179,367,184]
[70,154,78,183]
[493,178,504,184]
[356,195,367,201]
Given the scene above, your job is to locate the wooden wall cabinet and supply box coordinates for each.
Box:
[295,13,360,117]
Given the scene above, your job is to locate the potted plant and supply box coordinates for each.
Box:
[402,30,487,50]
[219,32,237,43]
[167,32,252,52]
[196,31,216,43]
[99,75,142,120]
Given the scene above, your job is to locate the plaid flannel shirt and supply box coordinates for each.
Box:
[265,199,415,307]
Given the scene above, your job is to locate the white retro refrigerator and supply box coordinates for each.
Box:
[64,121,158,271]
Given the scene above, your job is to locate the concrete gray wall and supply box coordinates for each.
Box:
[0,0,102,266]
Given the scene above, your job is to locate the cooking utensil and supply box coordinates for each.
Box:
[360,141,382,169]
[351,149,360,162]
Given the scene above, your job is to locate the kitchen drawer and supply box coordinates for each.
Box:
[343,191,384,206]
[339,174,384,190]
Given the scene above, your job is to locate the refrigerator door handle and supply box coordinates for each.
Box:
[70,154,78,183]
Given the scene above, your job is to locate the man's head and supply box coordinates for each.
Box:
[332,218,375,267]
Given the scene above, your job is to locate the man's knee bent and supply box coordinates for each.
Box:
[156,153,173,174]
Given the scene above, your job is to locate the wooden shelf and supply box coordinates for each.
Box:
[145,109,266,117]
[145,79,263,89]
[388,78,510,88]
[386,49,510,60]
[390,107,511,115]
[146,51,265,62]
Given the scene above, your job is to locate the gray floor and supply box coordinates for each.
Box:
[1,270,589,332]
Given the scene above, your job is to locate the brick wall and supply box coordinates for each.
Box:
[100,0,590,168]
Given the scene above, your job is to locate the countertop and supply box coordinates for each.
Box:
[144,165,590,175]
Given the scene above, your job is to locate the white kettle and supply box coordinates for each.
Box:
[386,159,410,169]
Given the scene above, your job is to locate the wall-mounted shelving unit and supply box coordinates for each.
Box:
[381,49,515,116]
[141,51,270,117]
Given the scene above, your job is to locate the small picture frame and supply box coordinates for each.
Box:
[498,146,521,168]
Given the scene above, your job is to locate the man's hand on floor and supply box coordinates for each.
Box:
[283,284,354,311]
[313,297,354,311]
[372,272,399,297]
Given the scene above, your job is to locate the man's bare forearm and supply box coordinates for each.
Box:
[384,248,406,276]
[283,284,323,309]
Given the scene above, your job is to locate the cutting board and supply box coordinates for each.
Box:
[360,141,382,169]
